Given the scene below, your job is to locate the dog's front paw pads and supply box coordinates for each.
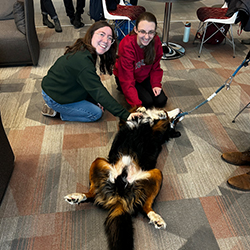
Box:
[148,211,166,229]
[64,193,86,205]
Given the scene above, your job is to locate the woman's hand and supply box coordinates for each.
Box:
[97,103,105,113]
[153,87,162,96]
[127,112,143,121]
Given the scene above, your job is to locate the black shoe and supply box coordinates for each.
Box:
[53,18,62,32]
[73,13,84,29]
[42,14,54,29]
[69,16,75,25]
[241,39,250,45]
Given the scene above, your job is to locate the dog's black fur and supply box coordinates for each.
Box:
[64,107,181,250]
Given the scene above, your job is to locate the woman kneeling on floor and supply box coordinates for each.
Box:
[41,21,139,122]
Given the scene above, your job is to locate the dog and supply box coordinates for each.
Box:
[64,107,182,250]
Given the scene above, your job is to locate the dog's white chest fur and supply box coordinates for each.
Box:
[108,155,150,184]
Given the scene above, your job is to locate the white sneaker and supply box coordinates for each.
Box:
[41,103,57,117]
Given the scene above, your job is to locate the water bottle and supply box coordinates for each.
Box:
[183,22,191,43]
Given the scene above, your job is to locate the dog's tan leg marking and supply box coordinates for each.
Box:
[64,158,110,205]
[152,119,169,133]
[142,169,166,229]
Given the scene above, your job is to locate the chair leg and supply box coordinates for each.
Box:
[230,24,235,58]
[232,102,250,123]
[198,22,208,57]
[193,21,203,44]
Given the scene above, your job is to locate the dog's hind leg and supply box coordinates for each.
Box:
[142,169,166,229]
[64,157,111,205]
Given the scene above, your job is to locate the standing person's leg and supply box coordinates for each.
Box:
[40,0,54,28]
[130,0,138,5]
[41,0,62,32]
[73,0,85,28]
[42,91,103,122]
[76,0,85,14]
[63,0,75,24]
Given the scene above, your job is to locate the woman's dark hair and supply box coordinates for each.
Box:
[130,12,157,65]
[64,21,117,75]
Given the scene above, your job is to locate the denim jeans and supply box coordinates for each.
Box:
[42,90,103,122]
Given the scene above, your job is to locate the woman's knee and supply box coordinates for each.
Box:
[155,92,168,107]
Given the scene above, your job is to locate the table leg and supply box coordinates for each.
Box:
[161,2,185,60]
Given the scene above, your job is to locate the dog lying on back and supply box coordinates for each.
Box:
[64,107,182,250]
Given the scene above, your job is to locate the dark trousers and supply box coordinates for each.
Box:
[63,0,86,18]
[130,0,138,5]
[116,76,168,108]
[40,0,57,19]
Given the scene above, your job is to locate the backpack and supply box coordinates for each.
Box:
[201,23,230,45]
[89,0,104,22]
[116,20,135,40]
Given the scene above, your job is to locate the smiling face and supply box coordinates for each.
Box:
[134,20,156,47]
[91,26,114,55]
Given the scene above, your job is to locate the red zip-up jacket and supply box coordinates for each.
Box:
[113,34,163,107]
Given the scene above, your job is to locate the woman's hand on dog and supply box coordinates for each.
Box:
[127,112,143,121]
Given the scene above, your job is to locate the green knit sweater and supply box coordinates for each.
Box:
[42,50,130,121]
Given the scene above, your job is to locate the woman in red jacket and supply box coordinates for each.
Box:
[114,12,167,108]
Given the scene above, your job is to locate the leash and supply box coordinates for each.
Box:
[171,50,250,126]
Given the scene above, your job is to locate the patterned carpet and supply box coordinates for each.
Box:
[1,0,250,249]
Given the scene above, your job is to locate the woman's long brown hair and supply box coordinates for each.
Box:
[130,12,158,65]
[64,21,117,75]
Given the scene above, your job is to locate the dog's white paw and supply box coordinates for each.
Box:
[64,193,87,205]
[136,106,146,113]
[148,211,167,229]
[158,110,167,119]
[167,108,181,120]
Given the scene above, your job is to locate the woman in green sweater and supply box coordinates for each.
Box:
[41,21,138,122]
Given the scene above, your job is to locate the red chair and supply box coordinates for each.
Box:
[194,3,238,57]
[102,0,145,39]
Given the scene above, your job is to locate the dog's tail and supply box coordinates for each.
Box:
[104,203,134,250]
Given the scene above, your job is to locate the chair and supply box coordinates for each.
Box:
[0,0,40,66]
[101,0,145,39]
[194,3,238,58]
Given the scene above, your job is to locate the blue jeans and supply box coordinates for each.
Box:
[42,90,103,122]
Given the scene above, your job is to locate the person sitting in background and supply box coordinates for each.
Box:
[114,12,168,108]
[40,0,62,32]
[221,150,250,191]
[41,21,140,122]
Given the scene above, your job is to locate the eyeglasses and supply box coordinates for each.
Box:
[137,30,156,36]
[95,32,115,44]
